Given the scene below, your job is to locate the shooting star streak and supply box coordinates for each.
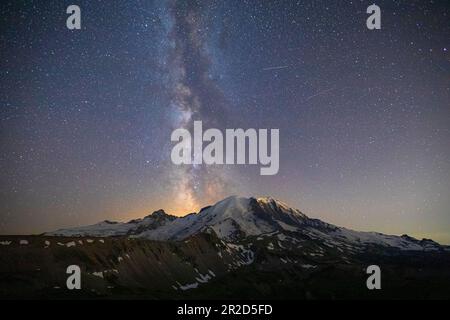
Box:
[301,86,352,104]
[262,65,289,71]
[301,87,336,103]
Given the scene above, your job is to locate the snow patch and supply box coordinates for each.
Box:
[66,241,76,248]
[277,220,298,232]
[178,281,199,291]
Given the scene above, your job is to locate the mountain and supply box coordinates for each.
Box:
[1,196,450,299]
[46,209,177,237]
[46,196,445,252]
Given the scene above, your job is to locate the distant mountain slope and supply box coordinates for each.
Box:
[46,209,177,237]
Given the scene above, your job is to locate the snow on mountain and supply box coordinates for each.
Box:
[303,226,428,251]
[45,196,444,252]
[46,220,131,237]
[45,209,176,237]
[135,196,308,241]
[135,196,262,240]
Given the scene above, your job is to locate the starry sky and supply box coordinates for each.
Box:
[1,0,449,243]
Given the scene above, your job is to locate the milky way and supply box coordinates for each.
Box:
[162,0,235,212]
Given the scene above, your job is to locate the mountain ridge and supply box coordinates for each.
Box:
[45,195,446,252]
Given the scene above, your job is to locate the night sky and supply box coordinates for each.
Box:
[1,1,449,243]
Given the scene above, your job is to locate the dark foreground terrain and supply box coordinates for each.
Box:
[1,232,450,299]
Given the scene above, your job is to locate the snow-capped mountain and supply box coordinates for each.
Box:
[46,196,444,252]
[3,195,450,299]
[135,196,309,241]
